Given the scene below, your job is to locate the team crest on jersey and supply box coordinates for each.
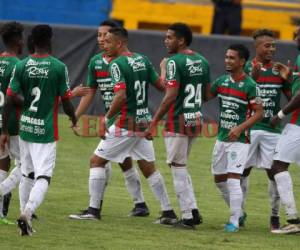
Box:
[0,67,5,76]
[167,60,176,79]
[111,63,121,82]
[238,82,244,88]
[272,67,279,75]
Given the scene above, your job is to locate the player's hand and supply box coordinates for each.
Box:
[228,126,242,142]
[270,115,281,128]
[251,61,263,80]
[71,84,91,97]
[144,122,157,140]
[99,117,109,140]
[0,133,9,153]
[273,61,291,81]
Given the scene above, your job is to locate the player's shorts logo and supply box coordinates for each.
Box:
[230,151,237,161]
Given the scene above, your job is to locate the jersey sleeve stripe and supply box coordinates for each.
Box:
[61,90,72,100]
[6,87,17,96]
[290,108,300,124]
[166,80,179,88]
[114,82,126,92]
[217,86,247,100]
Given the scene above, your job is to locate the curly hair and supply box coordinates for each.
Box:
[0,21,24,46]
[253,29,275,40]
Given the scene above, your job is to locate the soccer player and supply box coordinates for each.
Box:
[241,29,292,231]
[0,24,77,236]
[0,21,24,225]
[210,44,263,232]
[78,26,177,224]
[69,20,149,220]
[269,26,300,234]
[146,23,210,229]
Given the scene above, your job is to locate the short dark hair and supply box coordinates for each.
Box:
[253,29,275,40]
[168,23,193,46]
[108,27,128,41]
[228,44,250,62]
[100,20,119,28]
[0,21,23,46]
[31,24,52,49]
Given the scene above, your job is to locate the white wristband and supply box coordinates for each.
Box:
[277,110,286,119]
[104,116,109,125]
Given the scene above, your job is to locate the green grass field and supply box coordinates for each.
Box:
[0,115,300,250]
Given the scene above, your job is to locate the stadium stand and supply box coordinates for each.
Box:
[0,0,112,26]
[111,0,300,40]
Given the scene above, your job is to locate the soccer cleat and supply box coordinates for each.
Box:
[128,203,150,217]
[173,219,195,230]
[239,212,247,227]
[154,210,178,225]
[270,216,280,231]
[271,223,300,234]
[2,192,12,217]
[224,223,239,233]
[69,207,100,220]
[0,217,15,225]
[17,214,33,236]
[192,209,203,225]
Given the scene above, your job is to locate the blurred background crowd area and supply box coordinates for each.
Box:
[0,0,299,40]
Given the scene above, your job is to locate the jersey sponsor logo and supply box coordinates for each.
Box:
[0,60,9,65]
[25,58,50,66]
[127,57,146,72]
[186,58,203,76]
[0,67,5,76]
[111,63,121,82]
[21,115,45,126]
[220,109,239,121]
[27,66,49,78]
[95,60,103,65]
[167,60,176,79]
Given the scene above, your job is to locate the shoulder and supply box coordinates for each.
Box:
[89,53,103,63]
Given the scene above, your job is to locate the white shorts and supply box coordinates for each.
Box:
[164,132,196,165]
[0,135,20,161]
[94,125,155,163]
[273,124,300,166]
[19,138,56,178]
[211,140,249,175]
[245,130,280,169]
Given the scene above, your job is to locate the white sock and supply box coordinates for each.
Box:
[24,178,49,217]
[123,168,145,204]
[274,171,298,220]
[187,173,198,210]
[89,167,106,209]
[0,167,22,196]
[268,180,280,217]
[19,176,34,213]
[240,176,249,212]
[0,169,8,217]
[227,178,243,227]
[171,166,193,219]
[147,171,172,211]
[216,181,230,207]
